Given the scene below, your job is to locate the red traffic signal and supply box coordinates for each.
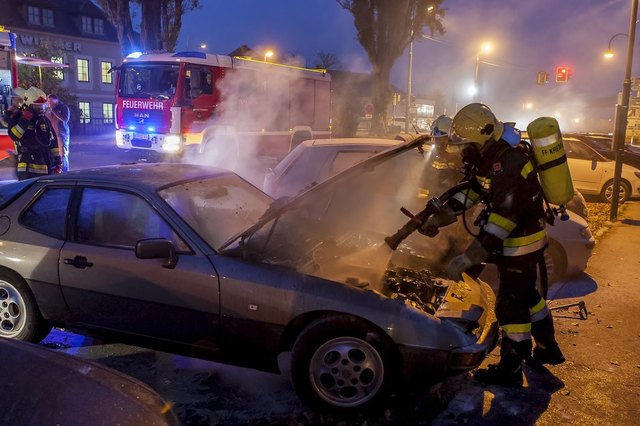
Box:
[556,66,570,83]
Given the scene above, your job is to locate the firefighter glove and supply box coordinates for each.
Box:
[419,204,456,236]
[447,239,489,281]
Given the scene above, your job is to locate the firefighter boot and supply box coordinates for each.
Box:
[531,315,565,366]
[474,338,531,387]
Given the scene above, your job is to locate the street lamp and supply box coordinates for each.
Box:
[264,50,274,62]
[199,43,207,50]
[603,33,628,59]
[610,0,638,221]
[473,41,493,102]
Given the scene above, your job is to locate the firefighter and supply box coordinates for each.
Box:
[419,103,564,387]
[8,86,62,180]
[429,115,464,186]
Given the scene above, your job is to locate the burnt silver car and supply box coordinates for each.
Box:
[0,137,497,413]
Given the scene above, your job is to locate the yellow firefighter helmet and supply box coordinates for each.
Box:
[451,103,504,145]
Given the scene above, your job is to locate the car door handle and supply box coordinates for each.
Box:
[63,256,94,269]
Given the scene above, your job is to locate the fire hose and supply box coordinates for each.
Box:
[384,181,470,251]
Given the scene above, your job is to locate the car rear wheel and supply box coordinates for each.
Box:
[0,271,51,342]
[290,315,395,413]
[600,180,630,204]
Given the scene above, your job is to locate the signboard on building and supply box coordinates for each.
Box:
[627,77,640,143]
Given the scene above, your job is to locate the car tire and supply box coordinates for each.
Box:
[600,179,631,204]
[542,239,567,289]
[290,314,396,414]
[0,270,51,342]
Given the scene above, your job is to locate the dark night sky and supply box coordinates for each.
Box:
[176,0,638,131]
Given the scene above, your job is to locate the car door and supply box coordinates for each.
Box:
[564,139,605,194]
[59,185,221,347]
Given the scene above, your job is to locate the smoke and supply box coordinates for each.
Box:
[402,0,635,130]
[180,59,327,188]
[235,144,473,292]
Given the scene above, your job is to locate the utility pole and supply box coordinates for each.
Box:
[610,0,638,221]
[405,35,413,133]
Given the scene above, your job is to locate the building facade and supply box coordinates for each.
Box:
[2,0,122,131]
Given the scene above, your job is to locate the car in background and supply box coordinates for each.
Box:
[566,133,640,170]
[563,136,640,203]
[0,153,498,413]
[263,137,405,199]
[0,338,178,425]
[265,138,594,283]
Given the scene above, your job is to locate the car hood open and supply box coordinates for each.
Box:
[220,134,473,293]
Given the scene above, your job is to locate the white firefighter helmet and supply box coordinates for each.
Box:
[23,86,48,114]
[9,87,26,107]
[451,103,504,146]
[430,115,452,137]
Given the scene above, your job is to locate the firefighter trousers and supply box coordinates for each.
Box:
[496,250,559,360]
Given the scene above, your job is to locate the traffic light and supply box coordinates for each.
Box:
[536,71,549,85]
[556,66,570,83]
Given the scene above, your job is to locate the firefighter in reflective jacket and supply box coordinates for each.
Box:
[420,103,564,387]
[7,87,62,180]
[429,115,463,186]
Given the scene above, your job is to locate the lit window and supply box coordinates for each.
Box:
[28,6,40,25]
[81,16,92,33]
[51,57,64,80]
[94,18,104,35]
[42,9,54,27]
[79,102,91,124]
[102,103,113,124]
[101,61,112,84]
[76,58,89,82]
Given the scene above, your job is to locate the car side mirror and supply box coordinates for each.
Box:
[135,238,178,269]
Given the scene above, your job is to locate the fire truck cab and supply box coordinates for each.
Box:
[114,51,331,162]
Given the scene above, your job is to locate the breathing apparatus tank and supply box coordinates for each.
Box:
[526,117,574,207]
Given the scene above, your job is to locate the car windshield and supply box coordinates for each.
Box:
[119,63,180,100]
[158,175,272,250]
[223,142,470,291]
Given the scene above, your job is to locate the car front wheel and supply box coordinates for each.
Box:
[290,315,395,413]
[0,271,51,342]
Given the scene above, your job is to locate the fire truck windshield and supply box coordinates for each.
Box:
[119,63,179,100]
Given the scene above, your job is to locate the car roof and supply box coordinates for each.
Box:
[34,163,234,191]
[306,138,403,148]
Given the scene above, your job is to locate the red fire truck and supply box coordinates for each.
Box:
[0,27,19,161]
[114,51,331,161]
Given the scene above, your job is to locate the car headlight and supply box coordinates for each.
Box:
[162,135,182,153]
[580,226,592,239]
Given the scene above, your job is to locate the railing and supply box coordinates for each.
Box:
[73,117,115,136]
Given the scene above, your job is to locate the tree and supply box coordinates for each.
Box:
[17,45,81,130]
[315,51,342,70]
[98,0,201,55]
[337,0,445,135]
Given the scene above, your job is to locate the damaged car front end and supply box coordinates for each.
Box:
[214,136,499,410]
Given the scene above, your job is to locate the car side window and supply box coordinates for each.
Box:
[74,188,189,251]
[21,187,72,240]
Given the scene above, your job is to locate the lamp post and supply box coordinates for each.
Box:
[264,50,274,62]
[609,0,638,221]
[473,41,493,102]
[603,33,628,59]
[405,34,414,133]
